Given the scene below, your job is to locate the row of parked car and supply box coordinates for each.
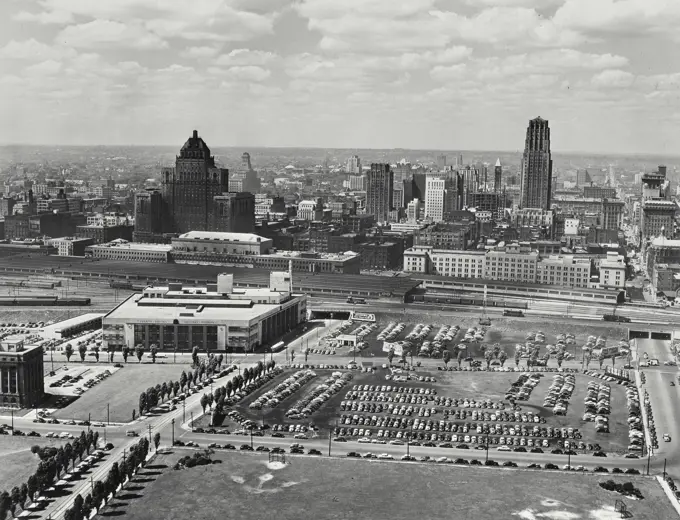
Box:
[505,373,542,402]
[378,322,406,342]
[249,370,316,411]
[544,373,576,415]
[286,372,353,419]
[583,382,612,433]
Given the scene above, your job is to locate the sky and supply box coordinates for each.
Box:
[1,0,679,154]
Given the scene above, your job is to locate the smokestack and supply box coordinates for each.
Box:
[289,260,293,294]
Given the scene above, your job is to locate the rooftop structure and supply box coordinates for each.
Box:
[102,272,307,353]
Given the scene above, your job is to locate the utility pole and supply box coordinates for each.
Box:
[183,399,186,424]
[171,419,175,446]
[647,446,651,476]
[328,428,332,457]
[485,435,489,463]
[663,458,667,480]
[107,404,110,426]
[190,412,194,431]
[250,426,253,449]
[148,424,152,447]
[90,476,94,493]
[11,409,13,432]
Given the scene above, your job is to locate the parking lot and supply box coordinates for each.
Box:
[197,362,637,457]
[45,365,119,397]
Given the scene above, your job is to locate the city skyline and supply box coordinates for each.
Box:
[0,1,679,155]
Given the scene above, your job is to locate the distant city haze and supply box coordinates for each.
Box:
[0,2,679,154]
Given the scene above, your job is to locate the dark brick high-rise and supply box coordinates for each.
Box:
[161,130,229,233]
[519,117,552,210]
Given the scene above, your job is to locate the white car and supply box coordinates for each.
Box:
[46,432,55,438]
[664,434,671,442]
[377,453,394,460]
[59,432,73,439]
[358,437,371,444]
[497,445,511,452]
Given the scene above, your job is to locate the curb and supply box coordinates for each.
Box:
[657,476,680,518]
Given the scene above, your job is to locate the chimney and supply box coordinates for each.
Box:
[193,130,198,139]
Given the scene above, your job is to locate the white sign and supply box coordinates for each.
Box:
[350,311,376,322]
[382,342,403,356]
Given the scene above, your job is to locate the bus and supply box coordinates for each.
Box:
[347,296,366,304]
[603,314,631,323]
[503,309,524,317]
[271,341,286,353]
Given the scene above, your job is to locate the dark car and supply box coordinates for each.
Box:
[485,460,499,467]
[454,458,469,465]
[624,453,639,459]
[333,437,347,442]
[457,444,469,449]
[255,446,270,452]
[27,431,40,437]
[503,461,517,467]
[308,449,322,456]
[470,459,482,466]
[593,466,609,473]
[240,444,254,451]
[223,444,236,450]
[271,432,285,438]
[593,451,607,457]
[513,447,527,453]
[346,452,361,458]
[551,449,563,454]
[530,448,543,453]
[545,463,558,470]
[271,447,285,454]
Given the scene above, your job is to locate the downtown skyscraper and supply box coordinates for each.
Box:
[519,117,553,210]
[366,163,393,224]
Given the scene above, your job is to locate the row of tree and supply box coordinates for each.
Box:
[137,353,226,416]
[66,342,228,366]
[64,344,100,363]
[0,430,100,520]
[209,360,277,418]
[63,438,151,520]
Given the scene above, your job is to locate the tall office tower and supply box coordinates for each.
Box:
[494,159,502,192]
[424,174,446,222]
[576,169,591,187]
[346,155,362,175]
[436,154,447,171]
[161,130,229,233]
[242,152,253,171]
[519,117,553,210]
[407,199,421,222]
[366,163,394,223]
[459,165,479,206]
[347,175,366,191]
[412,173,426,202]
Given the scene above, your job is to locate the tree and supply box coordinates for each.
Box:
[150,344,158,364]
[93,431,99,449]
[93,345,100,362]
[543,352,550,367]
[611,354,616,368]
[108,345,116,363]
[290,350,296,364]
[585,351,592,369]
[180,371,187,392]
[173,381,180,397]
[135,344,144,363]
[122,345,130,363]
[492,343,501,359]
[10,487,21,516]
[26,476,37,503]
[78,344,87,362]
[19,484,27,511]
[187,371,194,388]
[484,349,493,369]
[146,387,158,409]
[153,432,161,451]
[0,491,11,519]
[499,351,508,367]
[387,348,395,366]
[226,380,233,397]
[92,481,105,510]
[457,350,463,368]
[556,351,565,368]
[139,392,147,415]
[65,344,74,362]
[73,494,84,519]
[304,349,309,363]
[192,346,199,367]
[63,508,76,520]
[83,495,93,519]
[217,353,224,368]
[598,352,605,369]
[109,463,121,490]
[514,349,521,367]
[161,382,168,402]
[442,350,451,367]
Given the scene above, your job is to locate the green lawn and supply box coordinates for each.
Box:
[53,363,192,423]
[0,437,65,493]
[99,451,676,520]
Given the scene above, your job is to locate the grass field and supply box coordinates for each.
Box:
[53,363,192,423]
[0,437,65,493]
[99,451,676,520]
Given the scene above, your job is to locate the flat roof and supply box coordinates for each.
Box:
[0,255,421,296]
[105,293,301,323]
[176,231,269,243]
[42,313,104,333]
[89,242,172,252]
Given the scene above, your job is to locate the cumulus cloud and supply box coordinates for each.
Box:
[24,60,63,76]
[214,65,271,82]
[58,20,168,49]
[554,0,680,38]
[0,39,77,61]
[215,49,278,67]
[180,46,223,59]
[591,69,635,88]
[13,9,73,24]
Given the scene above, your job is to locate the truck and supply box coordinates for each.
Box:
[347,296,366,304]
[603,314,631,323]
